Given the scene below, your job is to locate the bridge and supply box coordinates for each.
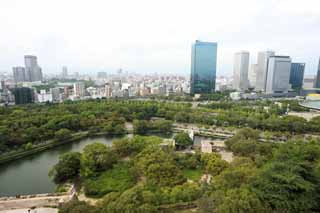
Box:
[173,124,234,139]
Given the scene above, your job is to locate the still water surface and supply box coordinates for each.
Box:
[0,136,120,197]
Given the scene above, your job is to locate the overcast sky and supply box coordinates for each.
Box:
[0,0,319,76]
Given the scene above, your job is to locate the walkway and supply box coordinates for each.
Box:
[0,208,58,213]
[0,195,70,211]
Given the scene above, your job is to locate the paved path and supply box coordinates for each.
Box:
[0,208,57,213]
[0,195,70,211]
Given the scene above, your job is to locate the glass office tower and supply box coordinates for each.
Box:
[315,58,320,88]
[190,40,217,94]
[289,63,305,89]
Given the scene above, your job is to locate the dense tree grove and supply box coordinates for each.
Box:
[0,99,318,154]
[3,98,320,212]
[52,136,207,212]
[56,130,320,212]
[173,132,193,149]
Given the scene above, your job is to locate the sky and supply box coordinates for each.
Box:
[0,0,319,76]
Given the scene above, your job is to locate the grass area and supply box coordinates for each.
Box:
[83,162,135,197]
[182,168,203,181]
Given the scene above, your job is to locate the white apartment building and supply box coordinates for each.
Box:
[233,51,250,91]
[265,56,291,94]
[256,51,275,91]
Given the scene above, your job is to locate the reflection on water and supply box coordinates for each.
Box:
[0,136,117,197]
[0,134,211,197]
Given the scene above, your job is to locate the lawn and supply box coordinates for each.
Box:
[182,168,203,181]
[83,162,135,197]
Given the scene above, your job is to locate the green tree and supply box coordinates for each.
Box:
[135,147,186,187]
[174,132,193,150]
[54,128,72,141]
[215,188,268,213]
[201,153,228,176]
[251,141,320,212]
[59,200,100,213]
[133,119,149,134]
[81,143,118,177]
[49,152,81,184]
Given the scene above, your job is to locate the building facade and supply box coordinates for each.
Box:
[256,51,275,91]
[190,40,217,94]
[290,63,305,89]
[62,66,68,79]
[249,64,258,88]
[314,58,320,88]
[73,82,85,97]
[233,51,249,91]
[13,67,26,83]
[13,87,34,105]
[24,55,43,82]
[265,56,291,94]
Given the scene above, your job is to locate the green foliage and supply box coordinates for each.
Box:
[174,152,202,170]
[134,146,186,187]
[174,132,193,149]
[81,143,118,177]
[24,142,33,150]
[98,185,158,213]
[133,119,149,134]
[225,128,273,162]
[83,162,135,197]
[49,152,81,184]
[59,200,100,213]
[251,141,320,212]
[201,187,268,213]
[168,182,202,203]
[55,128,72,141]
[133,119,173,134]
[213,157,257,190]
[182,168,203,181]
[201,153,229,176]
[112,136,162,157]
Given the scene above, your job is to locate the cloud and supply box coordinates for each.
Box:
[0,0,319,76]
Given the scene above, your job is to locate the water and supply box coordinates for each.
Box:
[0,136,119,197]
[0,134,203,197]
[301,101,320,110]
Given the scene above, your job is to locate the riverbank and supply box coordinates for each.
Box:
[0,131,128,165]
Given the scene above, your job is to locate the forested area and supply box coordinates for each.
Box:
[55,128,320,212]
[0,99,319,154]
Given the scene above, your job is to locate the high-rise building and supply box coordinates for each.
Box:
[97,72,107,79]
[64,86,70,99]
[105,84,112,98]
[265,56,291,94]
[314,58,320,88]
[249,64,258,88]
[290,63,305,89]
[190,40,217,94]
[62,66,68,79]
[256,51,275,91]
[73,82,85,97]
[13,87,34,105]
[24,55,43,82]
[12,67,26,83]
[233,51,249,91]
[50,87,61,102]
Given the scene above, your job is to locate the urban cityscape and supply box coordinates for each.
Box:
[1,0,320,213]
[1,40,320,105]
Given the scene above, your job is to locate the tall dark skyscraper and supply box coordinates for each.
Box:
[315,58,320,88]
[13,87,34,105]
[290,63,305,89]
[190,40,217,94]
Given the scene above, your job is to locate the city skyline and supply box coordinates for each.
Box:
[0,0,320,76]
